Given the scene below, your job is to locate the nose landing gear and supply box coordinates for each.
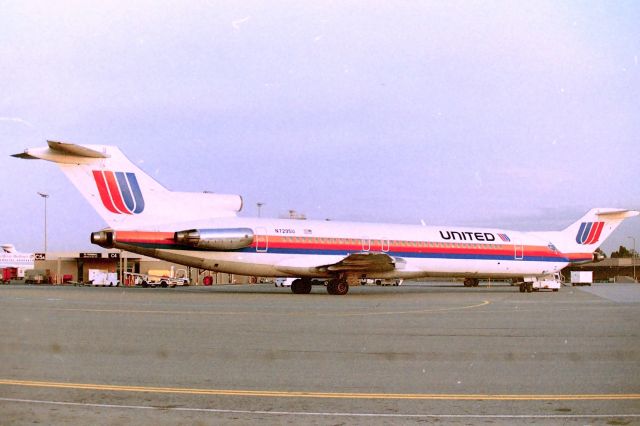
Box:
[463,278,480,287]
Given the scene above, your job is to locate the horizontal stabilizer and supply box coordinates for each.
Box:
[12,141,109,164]
[47,141,109,158]
[595,209,639,220]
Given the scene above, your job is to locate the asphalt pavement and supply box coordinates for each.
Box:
[1,282,639,425]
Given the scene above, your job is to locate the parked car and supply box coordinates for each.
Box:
[275,277,295,287]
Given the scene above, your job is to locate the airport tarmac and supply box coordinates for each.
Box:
[0,282,639,425]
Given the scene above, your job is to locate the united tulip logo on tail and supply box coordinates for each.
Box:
[575,221,604,245]
[92,170,145,214]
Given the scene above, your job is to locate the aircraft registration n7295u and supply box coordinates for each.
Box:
[13,141,639,295]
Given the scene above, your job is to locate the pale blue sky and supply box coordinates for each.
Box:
[1,1,638,254]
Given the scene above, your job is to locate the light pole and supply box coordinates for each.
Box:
[628,236,636,282]
[37,192,49,252]
[256,202,264,218]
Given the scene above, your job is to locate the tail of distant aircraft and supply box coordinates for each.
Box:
[13,141,243,230]
[535,208,639,260]
[1,244,18,253]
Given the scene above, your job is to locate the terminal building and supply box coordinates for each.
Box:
[562,258,639,283]
[27,250,251,285]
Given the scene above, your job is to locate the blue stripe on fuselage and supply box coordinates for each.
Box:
[124,242,569,263]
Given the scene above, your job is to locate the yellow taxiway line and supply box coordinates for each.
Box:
[53,300,491,317]
[1,379,638,401]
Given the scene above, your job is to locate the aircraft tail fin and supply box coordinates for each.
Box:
[1,244,17,253]
[13,141,243,230]
[539,208,638,260]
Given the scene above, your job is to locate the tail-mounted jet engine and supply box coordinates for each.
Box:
[174,228,254,250]
[91,230,114,248]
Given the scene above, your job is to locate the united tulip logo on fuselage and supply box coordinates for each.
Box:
[575,221,604,245]
[92,170,145,215]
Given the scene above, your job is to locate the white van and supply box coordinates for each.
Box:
[275,277,295,287]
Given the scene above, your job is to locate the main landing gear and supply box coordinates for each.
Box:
[290,278,312,294]
[289,277,350,295]
[326,278,349,295]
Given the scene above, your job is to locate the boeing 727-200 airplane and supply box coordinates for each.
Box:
[13,141,638,295]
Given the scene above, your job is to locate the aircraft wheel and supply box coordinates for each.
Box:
[291,279,312,294]
[300,279,312,294]
[335,281,349,295]
[327,279,349,295]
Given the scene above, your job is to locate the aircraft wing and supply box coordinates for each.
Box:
[275,252,406,276]
[318,252,401,273]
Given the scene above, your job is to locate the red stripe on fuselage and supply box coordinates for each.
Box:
[255,237,562,258]
[566,252,594,262]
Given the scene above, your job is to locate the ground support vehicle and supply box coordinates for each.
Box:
[360,278,404,286]
[88,269,118,286]
[1,268,19,284]
[518,273,563,293]
[571,271,593,286]
[132,269,190,288]
[24,269,51,284]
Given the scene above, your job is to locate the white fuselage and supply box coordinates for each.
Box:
[112,217,579,280]
[0,253,35,270]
